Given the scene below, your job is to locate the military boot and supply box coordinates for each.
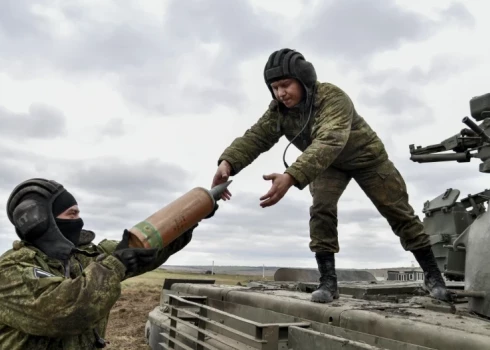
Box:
[311,252,339,303]
[412,246,453,302]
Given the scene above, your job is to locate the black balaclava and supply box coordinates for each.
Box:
[52,189,84,246]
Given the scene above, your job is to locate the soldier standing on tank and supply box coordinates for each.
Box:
[211,48,452,304]
[0,178,217,349]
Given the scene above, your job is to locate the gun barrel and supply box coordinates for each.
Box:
[410,153,471,163]
[462,117,490,143]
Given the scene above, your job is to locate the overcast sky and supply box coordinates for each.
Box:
[0,0,489,269]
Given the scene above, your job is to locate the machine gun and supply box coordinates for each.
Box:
[408,92,490,318]
[409,93,490,172]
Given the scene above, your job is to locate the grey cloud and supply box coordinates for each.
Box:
[0,157,421,266]
[357,88,433,131]
[64,157,193,203]
[99,118,125,138]
[204,193,311,231]
[0,160,32,193]
[338,238,407,265]
[0,0,474,116]
[0,0,282,114]
[189,192,383,243]
[186,234,313,261]
[400,159,488,200]
[0,143,51,193]
[0,238,14,257]
[182,196,400,264]
[76,188,386,259]
[0,146,195,236]
[0,0,50,38]
[338,207,379,224]
[441,2,476,27]
[355,55,478,135]
[0,147,198,251]
[361,55,479,86]
[75,195,170,236]
[0,104,66,139]
[296,1,473,61]
[354,13,477,130]
[359,88,428,115]
[114,0,282,114]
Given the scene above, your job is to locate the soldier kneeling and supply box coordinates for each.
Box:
[0,178,217,349]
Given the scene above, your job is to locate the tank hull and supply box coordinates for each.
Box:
[146,279,490,350]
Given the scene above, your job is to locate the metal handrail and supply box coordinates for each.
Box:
[161,294,311,350]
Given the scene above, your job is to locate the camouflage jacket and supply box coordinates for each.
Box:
[218,81,388,189]
[0,229,189,349]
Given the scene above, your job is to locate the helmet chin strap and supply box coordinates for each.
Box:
[282,86,315,169]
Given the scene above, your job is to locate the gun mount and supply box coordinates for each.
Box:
[408,92,490,320]
[409,93,490,172]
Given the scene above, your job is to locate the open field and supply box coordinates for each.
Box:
[161,265,420,280]
[105,268,270,349]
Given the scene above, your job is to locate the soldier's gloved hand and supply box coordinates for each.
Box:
[113,229,159,274]
[205,203,219,219]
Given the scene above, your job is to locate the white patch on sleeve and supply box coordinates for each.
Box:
[33,267,56,278]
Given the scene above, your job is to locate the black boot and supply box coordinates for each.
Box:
[412,246,453,302]
[311,252,339,303]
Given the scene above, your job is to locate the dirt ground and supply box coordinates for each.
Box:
[105,284,160,349]
[103,269,268,349]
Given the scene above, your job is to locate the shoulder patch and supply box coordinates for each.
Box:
[33,267,56,278]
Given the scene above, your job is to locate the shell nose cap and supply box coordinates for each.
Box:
[209,180,233,200]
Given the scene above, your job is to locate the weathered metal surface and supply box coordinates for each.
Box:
[421,188,472,280]
[298,281,421,300]
[454,209,490,317]
[165,283,490,350]
[288,326,386,350]
[146,313,256,350]
[152,294,311,350]
[163,278,215,290]
[208,295,432,350]
[274,268,376,282]
[311,322,433,350]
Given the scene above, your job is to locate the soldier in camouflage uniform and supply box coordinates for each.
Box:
[0,178,217,349]
[211,48,451,304]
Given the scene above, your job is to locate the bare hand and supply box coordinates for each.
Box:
[259,173,295,208]
[211,160,232,200]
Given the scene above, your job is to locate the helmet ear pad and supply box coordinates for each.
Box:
[12,195,50,241]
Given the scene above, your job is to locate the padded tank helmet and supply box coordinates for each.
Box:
[263,48,317,106]
[6,178,76,261]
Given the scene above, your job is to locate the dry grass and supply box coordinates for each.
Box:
[105,268,269,349]
[121,268,272,288]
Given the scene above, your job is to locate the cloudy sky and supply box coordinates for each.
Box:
[0,0,488,269]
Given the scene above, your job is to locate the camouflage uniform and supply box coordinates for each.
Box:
[218,81,430,253]
[0,228,191,349]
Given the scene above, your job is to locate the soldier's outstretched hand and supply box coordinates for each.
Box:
[260,173,296,208]
[212,160,232,200]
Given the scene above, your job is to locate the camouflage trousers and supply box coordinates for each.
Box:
[308,159,430,253]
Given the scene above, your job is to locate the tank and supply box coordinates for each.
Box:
[144,93,490,349]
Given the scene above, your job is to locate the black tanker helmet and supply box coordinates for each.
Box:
[263,48,317,108]
[6,178,82,261]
